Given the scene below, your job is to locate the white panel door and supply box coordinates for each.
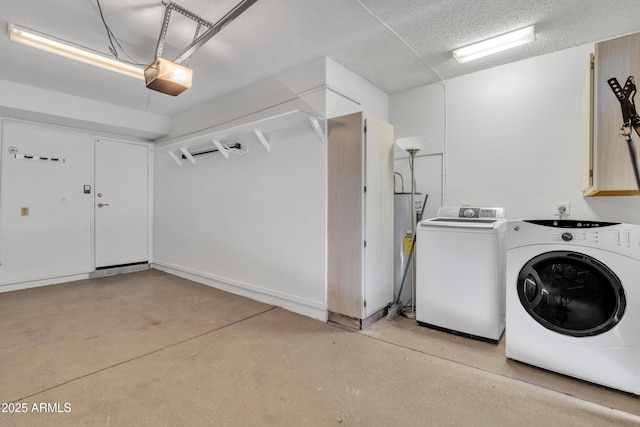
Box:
[95,139,149,268]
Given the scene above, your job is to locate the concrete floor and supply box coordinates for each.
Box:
[0,269,638,426]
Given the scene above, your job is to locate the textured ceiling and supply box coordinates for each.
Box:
[1,0,639,117]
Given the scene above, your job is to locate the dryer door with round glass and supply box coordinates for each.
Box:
[517,251,626,337]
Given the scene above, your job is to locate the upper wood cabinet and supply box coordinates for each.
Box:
[583,32,640,196]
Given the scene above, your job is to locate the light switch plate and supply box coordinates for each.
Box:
[21,207,29,216]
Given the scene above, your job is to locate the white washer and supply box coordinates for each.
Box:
[506,219,640,395]
[416,206,507,343]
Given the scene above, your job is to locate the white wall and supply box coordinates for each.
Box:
[0,120,93,287]
[390,44,640,224]
[153,57,389,321]
[154,128,327,319]
[391,84,446,219]
[154,59,330,320]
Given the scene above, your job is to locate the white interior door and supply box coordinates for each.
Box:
[95,139,149,268]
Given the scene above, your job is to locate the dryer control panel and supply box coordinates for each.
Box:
[525,219,619,228]
[509,219,640,258]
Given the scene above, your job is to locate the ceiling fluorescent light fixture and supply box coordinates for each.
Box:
[8,23,144,80]
[453,25,535,64]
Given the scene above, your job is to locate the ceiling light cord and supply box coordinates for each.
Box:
[354,0,444,81]
[91,0,147,67]
[95,0,118,58]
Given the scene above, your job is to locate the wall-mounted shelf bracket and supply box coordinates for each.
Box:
[180,147,196,165]
[157,111,326,166]
[254,129,270,152]
[168,151,183,166]
[308,117,326,143]
[211,139,229,159]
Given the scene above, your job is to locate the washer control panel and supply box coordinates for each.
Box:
[437,206,506,220]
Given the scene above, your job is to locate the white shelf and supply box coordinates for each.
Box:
[156,110,325,166]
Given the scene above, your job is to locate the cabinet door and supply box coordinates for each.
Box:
[363,117,394,316]
[589,32,640,196]
[327,112,365,318]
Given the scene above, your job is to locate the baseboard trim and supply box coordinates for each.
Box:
[153,262,328,322]
[0,272,90,293]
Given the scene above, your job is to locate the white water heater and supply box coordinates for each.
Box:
[393,192,423,306]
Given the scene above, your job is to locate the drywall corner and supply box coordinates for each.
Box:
[325,57,389,120]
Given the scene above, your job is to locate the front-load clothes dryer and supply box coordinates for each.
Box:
[416,206,507,343]
[506,219,640,395]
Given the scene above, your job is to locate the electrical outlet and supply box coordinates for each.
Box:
[554,202,571,218]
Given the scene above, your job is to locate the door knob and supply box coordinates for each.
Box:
[97,203,110,208]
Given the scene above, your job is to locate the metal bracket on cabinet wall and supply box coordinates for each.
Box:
[308,117,326,143]
[253,130,270,152]
[211,139,229,159]
[167,142,244,165]
[159,110,326,166]
[180,147,196,165]
[167,151,183,166]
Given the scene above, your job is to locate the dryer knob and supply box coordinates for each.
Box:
[463,208,475,218]
[561,232,573,242]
